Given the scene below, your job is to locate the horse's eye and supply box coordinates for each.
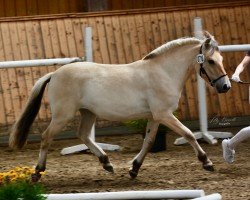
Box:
[208,60,215,65]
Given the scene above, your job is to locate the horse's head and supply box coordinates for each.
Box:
[196,31,231,93]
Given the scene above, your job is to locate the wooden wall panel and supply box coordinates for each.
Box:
[0,3,249,129]
[0,0,244,18]
[108,0,238,11]
[0,0,86,17]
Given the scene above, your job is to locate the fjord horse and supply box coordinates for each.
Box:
[9,31,231,181]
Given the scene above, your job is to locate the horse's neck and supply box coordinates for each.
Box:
[158,44,200,90]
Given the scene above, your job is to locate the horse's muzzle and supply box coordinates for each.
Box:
[217,83,231,93]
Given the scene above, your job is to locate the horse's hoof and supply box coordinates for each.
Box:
[129,169,138,179]
[103,163,114,173]
[31,173,41,182]
[203,164,215,172]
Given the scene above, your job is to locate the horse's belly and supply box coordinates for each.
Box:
[98,111,152,121]
[81,97,152,121]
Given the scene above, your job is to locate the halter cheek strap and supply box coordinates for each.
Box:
[197,45,227,87]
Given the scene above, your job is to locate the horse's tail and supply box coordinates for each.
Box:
[9,72,54,149]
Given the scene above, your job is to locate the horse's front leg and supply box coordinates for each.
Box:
[160,113,214,171]
[129,120,159,178]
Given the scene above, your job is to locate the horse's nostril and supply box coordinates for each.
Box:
[223,84,230,91]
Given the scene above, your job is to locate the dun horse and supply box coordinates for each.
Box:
[9,31,231,181]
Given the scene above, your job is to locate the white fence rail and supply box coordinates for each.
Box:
[219,44,250,52]
[0,57,84,68]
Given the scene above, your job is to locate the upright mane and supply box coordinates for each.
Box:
[143,37,202,60]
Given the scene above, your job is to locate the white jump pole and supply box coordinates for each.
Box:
[192,193,222,200]
[60,27,120,155]
[85,26,95,142]
[0,57,83,68]
[174,17,234,145]
[45,190,205,200]
[219,44,250,52]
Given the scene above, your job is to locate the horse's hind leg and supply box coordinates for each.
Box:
[129,120,159,178]
[77,109,114,173]
[33,110,76,182]
[160,113,214,171]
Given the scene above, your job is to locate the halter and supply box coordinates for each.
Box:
[197,45,227,87]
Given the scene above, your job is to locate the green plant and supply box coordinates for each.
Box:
[0,166,46,200]
[124,119,170,133]
[0,180,46,200]
[124,119,148,133]
[124,111,178,134]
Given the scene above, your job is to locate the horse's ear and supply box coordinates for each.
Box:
[203,31,218,53]
[203,31,216,41]
[203,31,212,39]
[204,38,212,49]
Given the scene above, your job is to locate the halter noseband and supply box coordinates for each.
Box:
[197,45,227,87]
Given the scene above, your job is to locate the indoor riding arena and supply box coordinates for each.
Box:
[0,1,249,200]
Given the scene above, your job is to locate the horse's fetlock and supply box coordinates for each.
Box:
[103,163,114,173]
[129,160,142,178]
[129,169,138,179]
[35,165,46,172]
[99,155,109,164]
[32,165,45,182]
[132,160,142,172]
[198,153,208,163]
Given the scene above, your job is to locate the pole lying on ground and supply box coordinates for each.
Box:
[45,190,205,200]
[192,193,222,200]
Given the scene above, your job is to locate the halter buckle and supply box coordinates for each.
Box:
[197,54,205,64]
